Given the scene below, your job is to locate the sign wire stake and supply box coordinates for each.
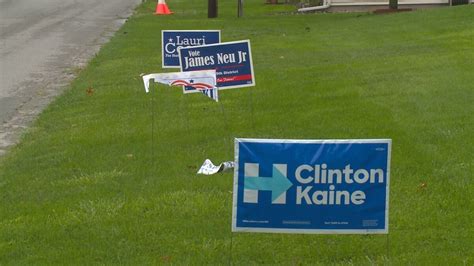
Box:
[151,83,156,176]
[228,232,234,265]
[219,99,231,135]
[248,87,256,133]
[181,92,191,133]
[237,0,243,17]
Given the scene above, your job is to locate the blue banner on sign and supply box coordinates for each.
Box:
[179,40,255,92]
[232,139,391,234]
[162,30,220,68]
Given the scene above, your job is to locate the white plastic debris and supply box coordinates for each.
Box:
[197,159,235,175]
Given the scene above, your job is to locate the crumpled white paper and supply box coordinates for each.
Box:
[197,159,235,175]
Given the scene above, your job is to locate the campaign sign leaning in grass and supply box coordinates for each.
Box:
[232,138,392,234]
[178,40,255,93]
[162,30,220,68]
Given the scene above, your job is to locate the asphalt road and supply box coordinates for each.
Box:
[0,0,141,156]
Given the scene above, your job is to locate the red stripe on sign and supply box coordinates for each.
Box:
[219,64,245,69]
[217,74,252,83]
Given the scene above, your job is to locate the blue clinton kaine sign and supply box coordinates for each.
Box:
[162,30,220,68]
[232,138,391,234]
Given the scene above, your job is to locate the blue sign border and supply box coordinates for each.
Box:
[232,138,392,234]
[161,30,221,69]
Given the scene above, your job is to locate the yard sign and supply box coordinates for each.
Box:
[162,30,220,68]
[178,40,255,93]
[233,138,391,234]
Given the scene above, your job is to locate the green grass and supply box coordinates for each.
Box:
[1,0,473,264]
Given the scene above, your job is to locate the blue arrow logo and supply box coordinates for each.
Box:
[244,165,293,203]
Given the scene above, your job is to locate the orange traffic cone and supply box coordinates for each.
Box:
[155,0,173,15]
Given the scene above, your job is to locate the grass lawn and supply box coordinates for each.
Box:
[1,0,473,264]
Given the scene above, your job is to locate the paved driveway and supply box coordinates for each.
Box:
[0,0,141,156]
